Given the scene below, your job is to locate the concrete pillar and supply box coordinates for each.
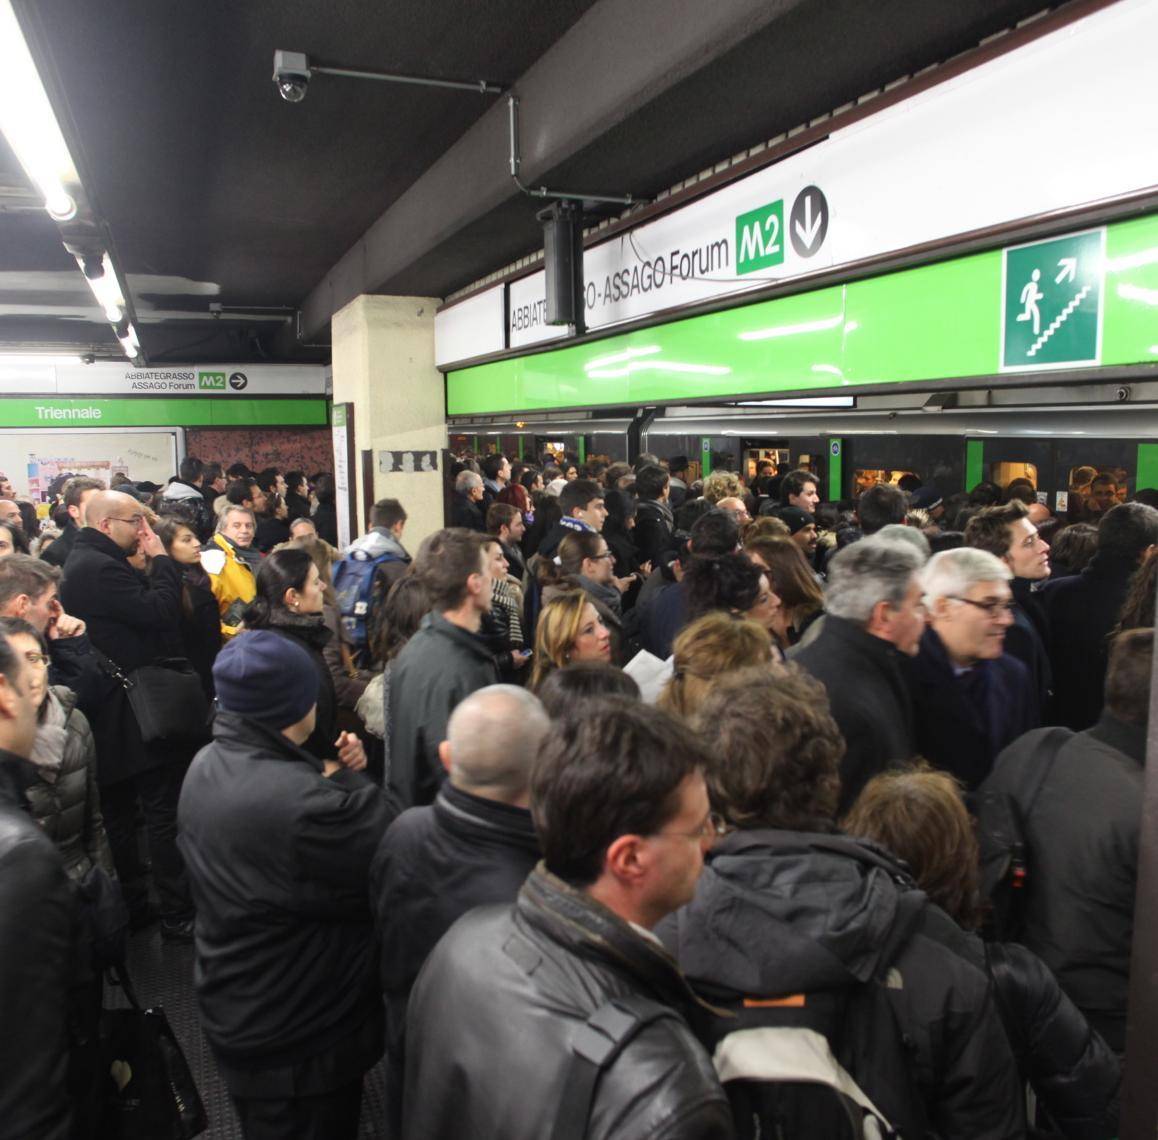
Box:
[331,294,446,549]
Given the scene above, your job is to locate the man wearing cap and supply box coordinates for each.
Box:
[771,504,819,560]
[178,630,396,1139]
[910,485,946,523]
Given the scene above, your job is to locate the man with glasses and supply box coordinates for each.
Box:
[964,500,1052,717]
[401,698,732,1140]
[905,547,1038,789]
[59,490,194,940]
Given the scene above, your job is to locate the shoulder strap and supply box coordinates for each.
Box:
[1019,726,1072,822]
[552,995,679,1140]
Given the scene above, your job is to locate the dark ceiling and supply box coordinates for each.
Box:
[0,0,1060,364]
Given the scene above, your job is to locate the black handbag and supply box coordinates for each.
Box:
[100,655,210,746]
[99,966,208,1140]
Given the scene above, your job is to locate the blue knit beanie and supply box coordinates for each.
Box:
[213,630,318,729]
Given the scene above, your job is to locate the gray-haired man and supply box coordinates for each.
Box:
[793,536,927,811]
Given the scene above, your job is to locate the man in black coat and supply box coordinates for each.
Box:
[633,464,675,569]
[372,684,549,1133]
[978,627,1152,1054]
[793,536,926,812]
[964,500,1053,718]
[906,547,1038,790]
[40,475,104,568]
[179,631,396,1140]
[450,470,486,531]
[1041,501,1158,730]
[402,699,731,1140]
[0,628,77,1140]
[58,489,194,938]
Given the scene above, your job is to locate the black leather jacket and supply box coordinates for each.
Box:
[402,866,734,1140]
[0,751,76,1140]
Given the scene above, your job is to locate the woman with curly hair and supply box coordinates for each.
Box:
[683,551,784,651]
[657,612,775,720]
[845,768,1121,1140]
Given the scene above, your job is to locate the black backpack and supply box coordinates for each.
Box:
[974,726,1072,942]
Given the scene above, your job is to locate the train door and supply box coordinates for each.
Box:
[842,436,964,503]
[741,436,826,490]
[979,439,1133,517]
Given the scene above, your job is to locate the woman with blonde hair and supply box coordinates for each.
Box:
[844,767,1121,1139]
[529,590,611,691]
[658,612,775,720]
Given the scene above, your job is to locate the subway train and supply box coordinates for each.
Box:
[448,375,1158,510]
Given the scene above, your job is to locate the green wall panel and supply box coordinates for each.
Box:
[447,213,1158,416]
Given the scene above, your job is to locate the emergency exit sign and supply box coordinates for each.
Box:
[1001,229,1104,371]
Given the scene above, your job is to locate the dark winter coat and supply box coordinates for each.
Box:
[1005,577,1052,718]
[313,500,338,546]
[371,782,540,1130]
[659,829,1024,1140]
[979,712,1143,1053]
[46,631,108,726]
[634,499,675,569]
[402,866,733,1140]
[159,478,215,541]
[39,519,78,568]
[985,941,1120,1138]
[1041,552,1137,730]
[387,612,498,808]
[177,567,223,697]
[792,616,917,812]
[636,579,688,660]
[253,513,291,554]
[284,490,312,524]
[177,711,396,1088]
[602,516,642,579]
[0,751,76,1140]
[904,627,1039,790]
[25,686,114,883]
[261,612,337,763]
[59,529,185,784]
[450,492,485,532]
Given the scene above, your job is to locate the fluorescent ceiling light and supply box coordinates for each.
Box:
[0,1,79,221]
[81,253,126,322]
[0,354,82,366]
[736,396,855,407]
[117,323,140,360]
[738,315,843,342]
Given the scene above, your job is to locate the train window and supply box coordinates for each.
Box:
[1068,466,1128,504]
[744,447,789,481]
[991,462,1038,491]
[852,468,918,495]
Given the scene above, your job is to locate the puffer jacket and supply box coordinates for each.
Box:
[201,534,256,640]
[0,752,76,1140]
[986,941,1120,1139]
[660,829,1024,1140]
[402,866,733,1140]
[25,686,114,883]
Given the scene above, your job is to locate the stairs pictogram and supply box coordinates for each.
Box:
[1027,284,1092,358]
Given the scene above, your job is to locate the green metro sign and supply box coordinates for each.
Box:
[1001,228,1104,370]
[736,199,785,275]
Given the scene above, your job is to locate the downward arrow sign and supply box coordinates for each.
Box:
[1055,258,1077,284]
[794,195,822,250]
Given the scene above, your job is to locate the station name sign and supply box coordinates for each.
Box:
[436,0,1155,366]
[0,361,329,397]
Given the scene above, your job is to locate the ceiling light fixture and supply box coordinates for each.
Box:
[0,0,78,221]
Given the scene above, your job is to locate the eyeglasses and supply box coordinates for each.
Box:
[948,596,1015,617]
[653,811,728,842]
[590,551,614,561]
[107,515,145,528]
[23,652,50,667]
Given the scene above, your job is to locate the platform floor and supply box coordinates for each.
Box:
[113,925,389,1138]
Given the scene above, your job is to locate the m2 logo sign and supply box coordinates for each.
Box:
[736,199,784,275]
[197,371,226,390]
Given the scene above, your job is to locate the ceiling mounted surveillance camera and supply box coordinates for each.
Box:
[273,50,311,103]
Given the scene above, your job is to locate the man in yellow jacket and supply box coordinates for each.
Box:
[201,506,260,639]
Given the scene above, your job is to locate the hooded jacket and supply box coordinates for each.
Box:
[160,478,214,540]
[201,533,256,640]
[0,751,76,1140]
[402,866,733,1140]
[177,711,396,1088]
[387,612,498,808]
[660,830,1024,1140]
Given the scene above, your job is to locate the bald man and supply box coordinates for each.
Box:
[371,685,550,1133]
[59,489,195,940]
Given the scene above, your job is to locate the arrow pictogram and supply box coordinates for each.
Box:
[1055,258,1077,284]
